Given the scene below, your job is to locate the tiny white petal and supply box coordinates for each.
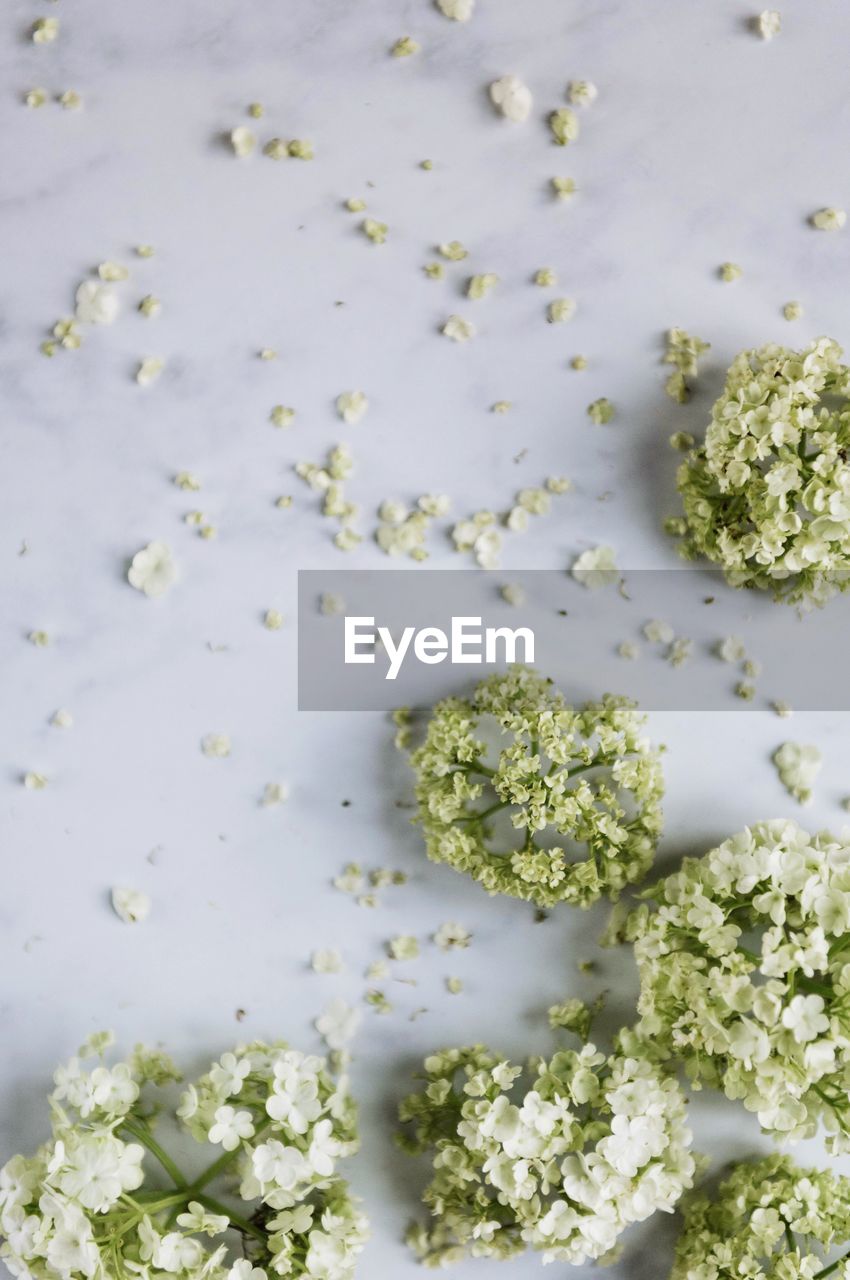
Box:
[111,887,150,924]
[489,75,533,123]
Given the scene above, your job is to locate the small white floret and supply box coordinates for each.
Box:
[127,541,176,598]
[336,391,369,424]
[111,887,150,924]
[75,281,119,325]
[489,75,533,123]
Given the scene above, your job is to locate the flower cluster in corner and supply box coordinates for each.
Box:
[0,1034,368,1280]
[629,819,850,1148]
[670,1155,850,1280]
[676,337,850,606]
[398,1028,694,1267]
[404,666,664,908]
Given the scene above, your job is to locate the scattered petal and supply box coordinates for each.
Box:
[136,356,165,386]
[756,9,781,39]
[201,733,232,759]
[111,887,150,924]
[436,0,474,18]
[587,397,615,424]
[315,998,361,1049]
[31,17,59,43]
[312,949,343,974]
[442,315,476,342]
[230,126,257,157]
[336,391,369,424]
[548,297,576,323]
[388,935,420,961]
[812,208,846,231]
[75,281,119,325]
[572,545,618,587]
[773,742,821,806]
[391,36,420,57]
[262,782,289,806]
[489,75,533,123]
[362,218,388,244]
[127,542,177,598]
[567,80,597,106]
[434,922,471,951]
[549,108,579,145]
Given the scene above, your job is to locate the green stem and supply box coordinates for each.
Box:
[812,1083,849,1129]
[195,1194,265,1243]
[814,1246,850,1279]
[146,1192,191,1215]
[457,800,509,825]
[566,758,609,779]
[94,1191,189,1247]
[123,1190,189,1209]
[121,1119,187,1188]
[456,760,496,779]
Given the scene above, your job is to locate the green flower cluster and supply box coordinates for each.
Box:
[676,337,850,605]
[404,667,665,909]
[0,1034,367,1280]
[671,1156,850,1280]
[629,819,850,1148]
[398,1029,694,1268]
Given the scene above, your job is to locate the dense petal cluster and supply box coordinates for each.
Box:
[399,1033,694,1267]
[630,820,850,1148]
[676,338,850,605]
[0,1035,367,1280]
[405,667,664,908]
[671,1156,850,1280]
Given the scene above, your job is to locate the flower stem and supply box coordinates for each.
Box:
[457,760,496,779]
[121,1119,187,1188]
[815,1246,850,1279]
[195,1194,266,1243]
[457,800,509,825]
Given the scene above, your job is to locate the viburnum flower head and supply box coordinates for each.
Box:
[404,666,664,908]
[671,1155,850,1280]
[0,1035,368,1280]
[676,337,850,605]
[399,1028,694,1266]
[629,819,850,1148]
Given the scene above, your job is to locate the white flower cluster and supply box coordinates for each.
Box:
[399,1031,694,1266]
[630,819,850,1148]
[405,666,664,908]
[0,1035,367,1280]
[677,338,850,605]
[671,1155,850,1280]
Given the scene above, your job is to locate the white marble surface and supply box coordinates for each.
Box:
[3,1,850,1276]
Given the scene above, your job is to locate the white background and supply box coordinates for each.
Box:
[3,1,850,1276]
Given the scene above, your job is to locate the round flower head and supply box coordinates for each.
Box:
[630,819,850,1148]
[676,337,850,606]
[671,1155,850,1280]
[405,666,664,908]
[0,1035,368,1280]
[399,1030,694,1266]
